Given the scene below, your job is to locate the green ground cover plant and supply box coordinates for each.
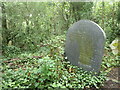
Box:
[2,35,117,89]
[1,2,120,89]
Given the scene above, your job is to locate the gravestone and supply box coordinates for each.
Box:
[65,20,106,73]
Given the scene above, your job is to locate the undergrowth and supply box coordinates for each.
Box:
[1,35,117,89]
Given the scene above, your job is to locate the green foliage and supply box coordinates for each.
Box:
[102,42,119,68]
[2,57,106,89]
[70,2,93,20]
[2,45,21,57]
[117,1,120,23]
[2,2,120,52]
[2,35,107,89]
[1,2,119,89]
[92,2,120,42]
[2,2,69,52]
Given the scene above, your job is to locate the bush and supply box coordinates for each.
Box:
[2,45,21,57]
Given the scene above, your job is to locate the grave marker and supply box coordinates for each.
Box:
[65,20,106,73]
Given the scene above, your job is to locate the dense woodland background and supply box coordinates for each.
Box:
[2,2,120,53]
[1,1,120,89]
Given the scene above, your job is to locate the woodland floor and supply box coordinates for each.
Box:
[101,67,120,89]
[84,67,120,90]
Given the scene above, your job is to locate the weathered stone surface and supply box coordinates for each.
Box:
[65,20,106,73]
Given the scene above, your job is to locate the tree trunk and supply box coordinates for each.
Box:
[2,3,9,46]
[102,0,105,30]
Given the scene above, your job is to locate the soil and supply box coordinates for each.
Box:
[101,67,120,89]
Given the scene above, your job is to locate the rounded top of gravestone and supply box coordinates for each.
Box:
[65,20,106,73]
[69,20,106,38]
